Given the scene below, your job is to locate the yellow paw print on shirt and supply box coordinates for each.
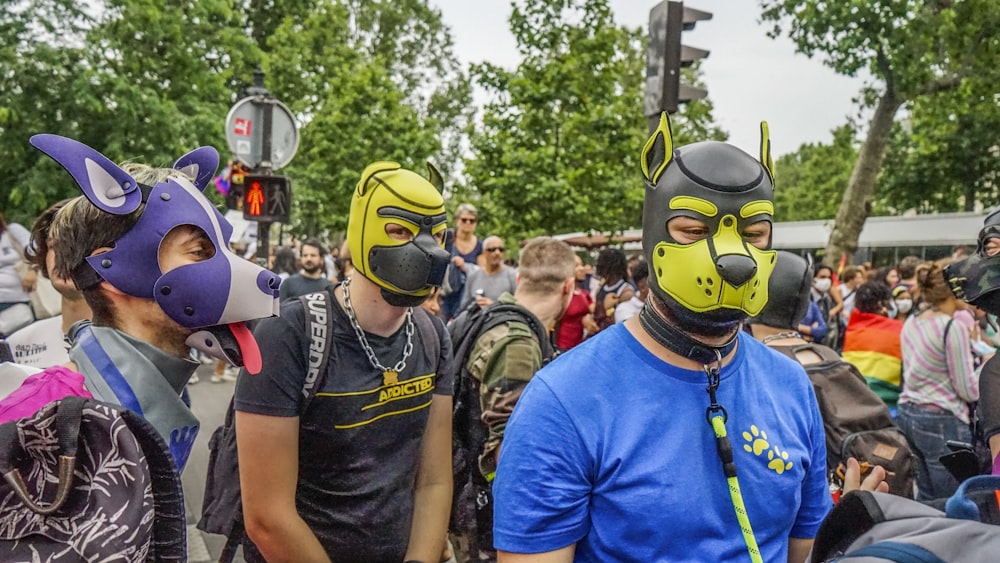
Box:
[742,425,770,456]
[767,446,794,474]
[742,425,794,475]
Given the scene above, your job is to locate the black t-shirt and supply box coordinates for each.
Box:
[278,273,335,302]
[235,289,453,562]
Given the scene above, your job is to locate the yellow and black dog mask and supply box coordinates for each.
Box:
[640,113,777,317]
[348,161,449,307]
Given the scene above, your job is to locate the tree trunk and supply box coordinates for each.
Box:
[823,91,905,266]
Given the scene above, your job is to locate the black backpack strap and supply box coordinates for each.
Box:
[220,290,335,563]
[299,289,336,413]
[477,303,555,363]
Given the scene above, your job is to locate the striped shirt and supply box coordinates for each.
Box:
[898,312,979,423]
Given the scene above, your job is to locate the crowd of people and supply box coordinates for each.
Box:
[1,113,999,562]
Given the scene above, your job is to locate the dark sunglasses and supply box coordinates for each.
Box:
[459,217,477,224]
[486,246,504,253]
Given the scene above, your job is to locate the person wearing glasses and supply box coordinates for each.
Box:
[461,236,516,311]
[441,203,487,320]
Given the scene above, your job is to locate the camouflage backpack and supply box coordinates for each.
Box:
[448,301,555,555]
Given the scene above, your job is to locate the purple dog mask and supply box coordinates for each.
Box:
[29,134,281,374]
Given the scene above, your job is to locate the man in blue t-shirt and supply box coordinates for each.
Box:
[493,114,833,563]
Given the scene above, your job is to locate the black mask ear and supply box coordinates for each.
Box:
[426,162,444,192]
[641,113,673,187]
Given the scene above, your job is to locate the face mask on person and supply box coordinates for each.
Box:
[895,298,913,315]
[814,278,832,293]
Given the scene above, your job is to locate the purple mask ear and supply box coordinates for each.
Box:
[29,134,141,215]
[173,146,219,192]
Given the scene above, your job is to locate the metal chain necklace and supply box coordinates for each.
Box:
[761,330,802,345]
[342,277,414,386]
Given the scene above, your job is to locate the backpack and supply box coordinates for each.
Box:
[448,300,555,554]
[809,475,1000,562]
[769,342,916,497]
[0,394,186,561]
[197,290,441,562]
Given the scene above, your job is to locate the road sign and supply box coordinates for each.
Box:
[225,97,299,170]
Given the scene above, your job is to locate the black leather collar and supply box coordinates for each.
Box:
[637,300,738,366]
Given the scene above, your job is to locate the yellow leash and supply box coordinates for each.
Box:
[704,352,763,563]
[710,414,763,563]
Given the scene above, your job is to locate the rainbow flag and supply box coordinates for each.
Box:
[841,309,904,408]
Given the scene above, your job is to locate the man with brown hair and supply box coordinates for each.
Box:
[450,236,576,562]
[0,135,281,474]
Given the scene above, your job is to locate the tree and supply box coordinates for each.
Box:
[875,78,1000,215]
[463,0,724,245]
[761,0,1000,265]
[265,0,472,237]
[0,0,258,224]
[773,123,858,222]
[1,0,470,243]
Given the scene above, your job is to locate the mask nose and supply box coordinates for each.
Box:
[715,255,757,288]
[257,269,282,298]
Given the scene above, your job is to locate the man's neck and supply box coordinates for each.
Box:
[60,297,93,335]
[513,290,564,331]
[107,295,192,358]
[337,275,408,337]
[484,262,503,275]
[300,269,323,280]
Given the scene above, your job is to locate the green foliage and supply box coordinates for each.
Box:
[0,0,257,224]
[876,80,1000,215]
[760,0,1000,261]
[463,0,724,245]
[0,0,470,244]
[258,0,471,238]
[774,124,858,222]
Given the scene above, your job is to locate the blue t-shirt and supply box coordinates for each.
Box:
[493,324,831,562]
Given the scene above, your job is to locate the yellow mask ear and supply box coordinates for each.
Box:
[759,121,775,186]
[356,161,401,197]
[641,112,674,186]
[426,161,444,192]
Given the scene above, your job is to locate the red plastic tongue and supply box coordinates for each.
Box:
[230,322,262,375]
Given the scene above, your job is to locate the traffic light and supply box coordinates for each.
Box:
[242,174,292,223]
[645,1,711,117]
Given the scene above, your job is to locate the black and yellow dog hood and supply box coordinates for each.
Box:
[640,113,777,318]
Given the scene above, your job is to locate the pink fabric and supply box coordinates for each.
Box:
[0,366,92,423]
[994,453,1000,476]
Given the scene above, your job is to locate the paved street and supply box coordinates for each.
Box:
[183,364,244,562]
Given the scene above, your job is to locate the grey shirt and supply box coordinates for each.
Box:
[462,266,517,309]
[279,273,335,302]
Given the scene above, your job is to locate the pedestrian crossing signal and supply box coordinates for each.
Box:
[242,174,291,223]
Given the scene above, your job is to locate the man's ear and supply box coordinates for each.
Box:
[564,277,575,296]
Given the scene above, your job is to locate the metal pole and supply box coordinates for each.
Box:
[253,70,274,269]
[256,222,271,269]
[661,1,682,115]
